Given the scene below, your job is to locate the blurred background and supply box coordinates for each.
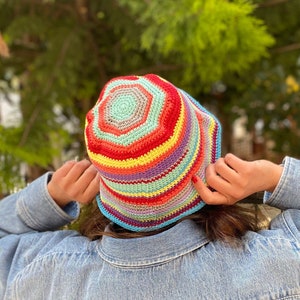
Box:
[0,0,300,198]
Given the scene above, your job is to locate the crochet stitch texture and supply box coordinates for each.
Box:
[85,74,221,232]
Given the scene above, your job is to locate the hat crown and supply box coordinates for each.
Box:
[85,74,221,232]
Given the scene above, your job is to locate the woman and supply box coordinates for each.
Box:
[0,74,299,299]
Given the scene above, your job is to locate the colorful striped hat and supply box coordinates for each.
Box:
[85,74,221,232]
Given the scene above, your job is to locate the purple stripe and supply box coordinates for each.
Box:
[98,95,195,181]
[101,195,203,228]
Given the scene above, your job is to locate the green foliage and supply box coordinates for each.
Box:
[0,126,25,194]
[118,0,274,88]
[230,62,300,156]
[0,153,25,196]
[226,0,300,158]
[0,0,154,192]
[0,0,299,193]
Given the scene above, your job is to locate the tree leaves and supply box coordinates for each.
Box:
[0,0,297,194]
[119,0,274,87]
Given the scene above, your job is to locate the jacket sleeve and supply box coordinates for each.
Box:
[0,172,80,237]
[264,156,300,237]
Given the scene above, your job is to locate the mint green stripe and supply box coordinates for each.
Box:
[92,78,166,146]
[104,113,201,195]
[101,185,198,220]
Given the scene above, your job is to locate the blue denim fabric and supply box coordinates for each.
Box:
[1,157,300,299]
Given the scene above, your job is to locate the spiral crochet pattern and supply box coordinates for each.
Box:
[85,74,221,232]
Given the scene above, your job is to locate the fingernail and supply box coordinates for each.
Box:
[191,175,198,183]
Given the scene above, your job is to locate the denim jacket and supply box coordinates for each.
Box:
[0,157,300,300]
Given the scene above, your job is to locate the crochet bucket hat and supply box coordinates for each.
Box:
[85,74,221,232]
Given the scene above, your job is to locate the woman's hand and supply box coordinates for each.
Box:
[47,159,100,207]
[192,153,283,205]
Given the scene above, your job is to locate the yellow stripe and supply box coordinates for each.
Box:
[101,132,200,198]
[86,95,186,169]
[101,188,198,219]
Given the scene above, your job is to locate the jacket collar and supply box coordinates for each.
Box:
[97,220,209,267]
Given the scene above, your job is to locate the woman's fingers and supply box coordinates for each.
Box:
[63,160,92,182]
[223,153,246,173]
[81,172,101,204]
[213,157,239,183]
[70,164,100,204]
[48,160,100,207]
[192,176,233,205]
[192,154,261,206]
[205,163,234,196]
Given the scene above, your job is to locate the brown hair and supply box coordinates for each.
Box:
[78,200,263,243]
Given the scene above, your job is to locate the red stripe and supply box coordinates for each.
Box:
[98,84,153,136]
[102,195,203,228]
[85,75,182,160]
[86,97,188,175]
[99,126,204,207]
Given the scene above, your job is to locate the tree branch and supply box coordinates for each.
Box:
[0,33,9,58]
[18,33,74,147]
[258,0,291,8]
[272,42,300,54]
